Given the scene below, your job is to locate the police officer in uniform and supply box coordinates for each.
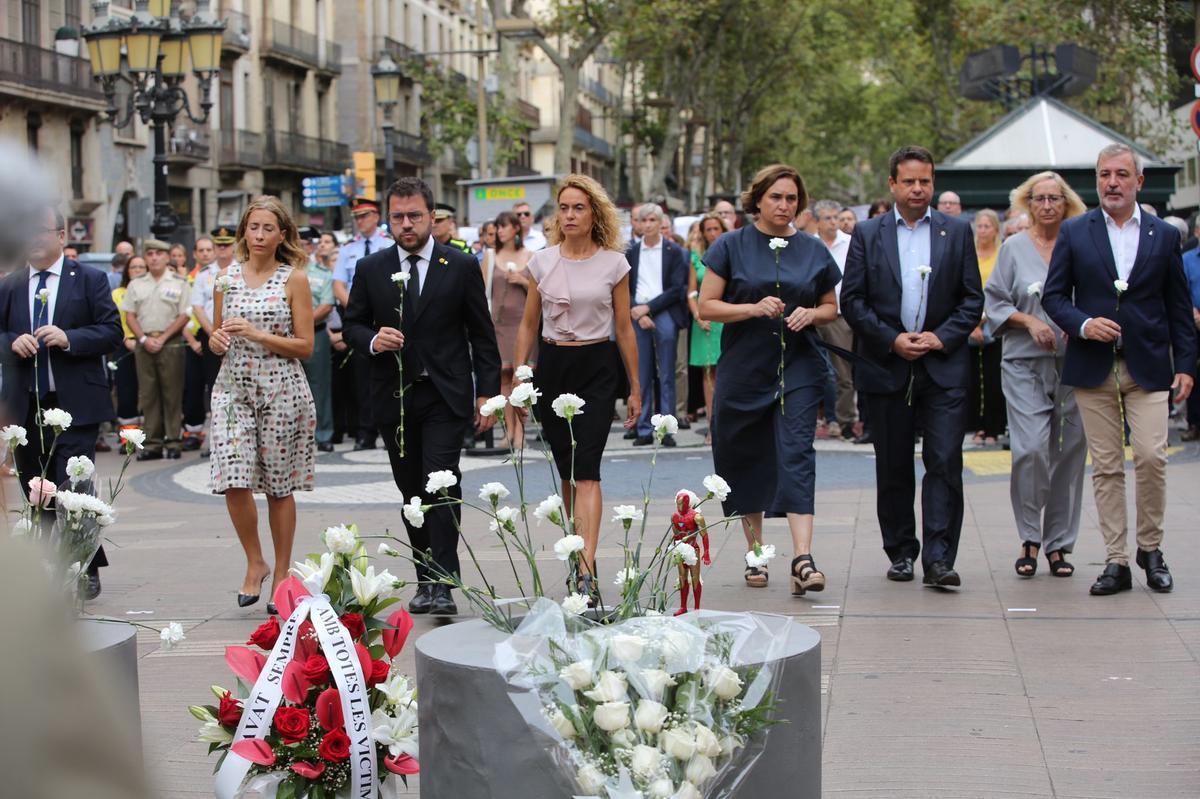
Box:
[433,203,472,253]
[123,238,192,460]
[299,226,336,452]
[333,198,393,450]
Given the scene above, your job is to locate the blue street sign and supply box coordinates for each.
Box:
[302,174,346,190]
[302,174,351,208]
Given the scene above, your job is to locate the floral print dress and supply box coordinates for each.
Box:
[210,264,316,496]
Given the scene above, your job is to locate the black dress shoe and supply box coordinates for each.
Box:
[266,603,277,616]
[429,585,458,616]
[353,439,377,451]
[852,432,872,445]
[623,429,638,440]
[137,450,164,462]
[407,584,433,614]
[677,418,692,430]
[661,434,677,448]
[165,449,181,460]
[632,435,654,446]
[1135,548,1173,592]
[82,572,101,600]
[886,557,914,582]
[317,442,335,452]
[923,560,961,588]
[1089,562,1133,595]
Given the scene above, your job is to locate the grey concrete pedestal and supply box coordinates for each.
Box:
[77,618,142,757]
[415,612,821,798]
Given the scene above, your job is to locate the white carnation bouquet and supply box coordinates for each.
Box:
[493,600,789,798]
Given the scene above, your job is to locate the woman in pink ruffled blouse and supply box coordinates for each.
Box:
[513,174,640,600]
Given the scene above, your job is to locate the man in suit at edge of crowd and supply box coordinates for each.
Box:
[1042,142,1196,596]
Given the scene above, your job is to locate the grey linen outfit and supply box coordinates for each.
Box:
[984,232,1087,554]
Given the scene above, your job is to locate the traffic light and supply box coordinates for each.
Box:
[353,151,377,200]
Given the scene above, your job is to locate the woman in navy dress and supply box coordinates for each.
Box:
[700,164,841,596]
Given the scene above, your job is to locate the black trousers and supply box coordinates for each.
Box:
[864,363,967,569]
[183,331,222,428]
[331,340,357,443]
[382,380,463,583]
[351,347,376,444]
[111,343,139,421]
[15,394,107,573]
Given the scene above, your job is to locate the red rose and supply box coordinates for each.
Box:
[300,655,330,685]
[247,616,281,650]
[367,659,390,686]
[339,613,366,641]
[318,728,351,762]
[217,691,243,728]
[273,706,310,744]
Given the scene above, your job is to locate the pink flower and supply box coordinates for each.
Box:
[28,477,56,507]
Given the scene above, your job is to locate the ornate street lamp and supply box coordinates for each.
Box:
[371,52,404,192]
[82,0,225,237]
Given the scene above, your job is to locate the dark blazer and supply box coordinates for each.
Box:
[1042,207,1196,390]
[0,259,123,427]
[841,209,983,393]
[342,240,501,426]
[626,238,689,329]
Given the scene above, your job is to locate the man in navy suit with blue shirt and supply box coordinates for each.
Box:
[841,145,983,589]
[627,203,689,446]
[1043,143,1196,596]
[0,205,123,598]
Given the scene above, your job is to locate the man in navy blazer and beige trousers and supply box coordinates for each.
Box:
[0,205,123,598]
[1043,143,1196,596]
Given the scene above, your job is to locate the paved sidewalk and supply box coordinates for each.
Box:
[34,431,1200,798]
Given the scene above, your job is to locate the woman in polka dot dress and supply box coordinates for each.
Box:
[208,195,316,613]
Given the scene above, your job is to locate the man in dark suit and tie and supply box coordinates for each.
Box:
[1042,143,1196,595]
[626,203,689,446]
[841,145,983,589]
[0,205,123,598]
[342,178,501,616]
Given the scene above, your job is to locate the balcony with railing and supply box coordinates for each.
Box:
[582,77,615,107]
[263,20,319,70]
[574,127,613,159]
[219,128,263,170]
[378,36,417,63]
[380,129,431,166]
[220,8,251,53]
[516,98,539,126]
[167,125,212,167]
[264,129,349,172]
[0,36,104,107]
[322,40,342,74]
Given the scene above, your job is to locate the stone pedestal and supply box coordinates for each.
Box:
[77,617,141,757]
[415,612,821,798]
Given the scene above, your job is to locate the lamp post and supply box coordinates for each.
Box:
[82,0,224,238]
[371,52,403,193]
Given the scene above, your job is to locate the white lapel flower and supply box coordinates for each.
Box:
[159,622,185,650]
[1026,281,1043,297]
[402,495,426,528]
[551,393,585,420]
[767,237,789,251]
[0,424,28,448]
[509,381,541,408]
[290,551,336,594]
[425,470,457,494]
[391,271,411,285]
[553,533,585,560]
[479,395,508,419]
[514,364,534,382]
[916,264,932,278]
[702,473,731,501]
[1113,278,1129,294]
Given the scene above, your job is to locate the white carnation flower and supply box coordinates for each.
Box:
[159,622,185,649]
[553,533,585,561]
[119,427,146,449]
[745,543,777,569]
[479,395,508,418]
[916,264,932,277]
[509,381,541,407]
[767,237,789,251]
[533,494,564,526]
[66,455,95,485]
[561,593,590,615]
[611,504,643,525]
[514,364,534,382]
[402,496,426,528]
[613,567,638,587]
[322,523,359,554]
[650,413,678,439]
[669,541,698,567]
[1113,278,1129,293]
[489,505,520,534]
[702,473,731,501]
[550,392,585,420]
[40,408,72,430]
[425,470,457,493]
[1026,281,1043,297]
[391,271,410,285]
[478,481,510,504]
[0,424,28,448]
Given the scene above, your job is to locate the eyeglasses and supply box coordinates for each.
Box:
[1031,194,1065,206]
[33,226,63,235]
[390,212,426,223]
[516,211,532,217]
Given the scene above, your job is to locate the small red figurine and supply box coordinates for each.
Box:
[671,490,711,616]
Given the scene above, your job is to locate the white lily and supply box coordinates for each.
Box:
[290,551,336,594]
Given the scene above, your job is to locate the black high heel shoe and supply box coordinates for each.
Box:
[237,573,268,608]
